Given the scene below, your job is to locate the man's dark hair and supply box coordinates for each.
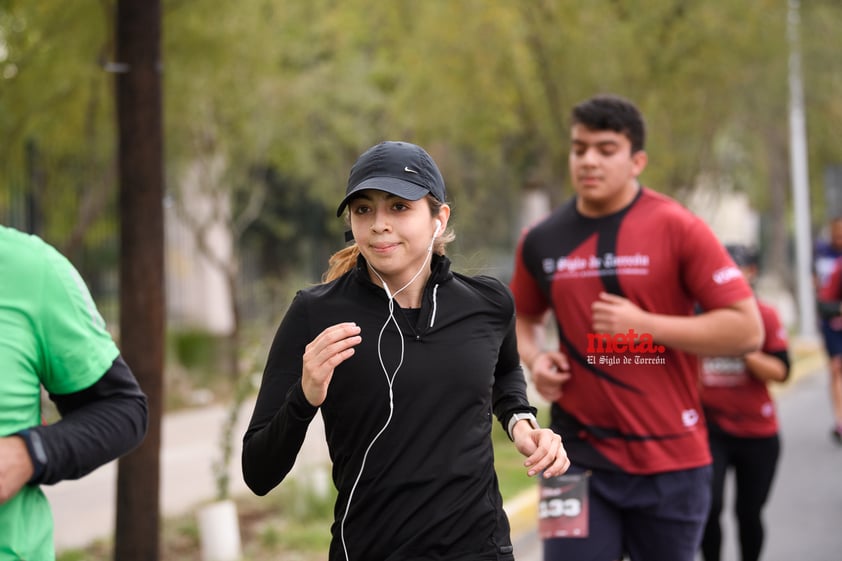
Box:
[571,94,646,153]
[724,243,759,268]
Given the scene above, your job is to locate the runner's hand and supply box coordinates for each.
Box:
[530,351,571,402]
[513,427,570,479]
[301,322,362,407]
[0,436,34,505]
[591,291,646,334]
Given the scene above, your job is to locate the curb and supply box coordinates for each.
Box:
[505,337,828,543]
[504,484,539,539]
[773,336,826,395]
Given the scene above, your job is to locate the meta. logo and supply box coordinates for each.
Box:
[586,329,666,353]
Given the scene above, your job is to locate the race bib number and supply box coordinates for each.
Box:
[538,471,589,538]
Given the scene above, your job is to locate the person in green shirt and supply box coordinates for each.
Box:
[0,225,148,560]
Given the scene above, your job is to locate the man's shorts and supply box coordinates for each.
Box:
[821,320,842,357]
[542,464,712,561]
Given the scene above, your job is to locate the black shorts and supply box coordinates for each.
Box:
[821,321,842,357]
[543,464,712,561]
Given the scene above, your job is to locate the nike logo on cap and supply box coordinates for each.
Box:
[404,166,419,174]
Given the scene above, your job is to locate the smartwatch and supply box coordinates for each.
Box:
[16,428,47,484]
[507,412,539,441]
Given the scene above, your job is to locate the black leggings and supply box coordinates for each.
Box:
[701,429,780,561]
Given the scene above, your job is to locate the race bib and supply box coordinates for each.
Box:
[538,471,589,538]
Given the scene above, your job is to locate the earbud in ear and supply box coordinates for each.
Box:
[428,219,442,253]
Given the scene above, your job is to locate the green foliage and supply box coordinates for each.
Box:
[239,478,336,554]
[0,3,117,250]
[55,539,110,561]
[170,329,225,372]
[56,551,88,561]
[4,0,842,273]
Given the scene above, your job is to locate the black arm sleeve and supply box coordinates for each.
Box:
[241,379,317,496]
[817,300,842,320]
[491,297,537,433]
[241,293,319,496]
[769,349,792,382]
[27,355,148,485]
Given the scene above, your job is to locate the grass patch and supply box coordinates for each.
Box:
[492,416,539,501]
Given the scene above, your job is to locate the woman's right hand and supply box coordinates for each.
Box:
[302,322,362,407]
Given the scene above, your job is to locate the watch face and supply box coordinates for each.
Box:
[521,414,538,429]
[509,413,538,439]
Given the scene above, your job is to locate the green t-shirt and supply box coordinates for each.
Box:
[0,226,119,560]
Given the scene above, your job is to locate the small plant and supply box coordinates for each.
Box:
[259,527,282,549]
[212,370,254,501]
[57,550,87,561]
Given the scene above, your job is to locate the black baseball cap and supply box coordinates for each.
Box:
[336,141,447,217]
[725,244,758,267]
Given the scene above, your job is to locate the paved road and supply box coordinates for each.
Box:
[512,364,842,561]
[749,365,842,561]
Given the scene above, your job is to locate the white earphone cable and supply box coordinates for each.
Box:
[340,226,437,561]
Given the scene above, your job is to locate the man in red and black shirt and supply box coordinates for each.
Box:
[510,94,764,561]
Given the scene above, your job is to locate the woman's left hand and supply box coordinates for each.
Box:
[513,426,570,478]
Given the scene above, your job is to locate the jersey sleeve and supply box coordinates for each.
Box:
[759,301,789,354]
[678,216,754,310]
[509,229,550,316]
[37,245,119,395]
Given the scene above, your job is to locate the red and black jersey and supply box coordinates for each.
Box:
[510,187,754,474]
[700,300,788,438]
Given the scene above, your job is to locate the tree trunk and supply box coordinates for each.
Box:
[114,1,165,560]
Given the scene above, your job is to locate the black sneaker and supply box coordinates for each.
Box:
[833,428,842,445]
